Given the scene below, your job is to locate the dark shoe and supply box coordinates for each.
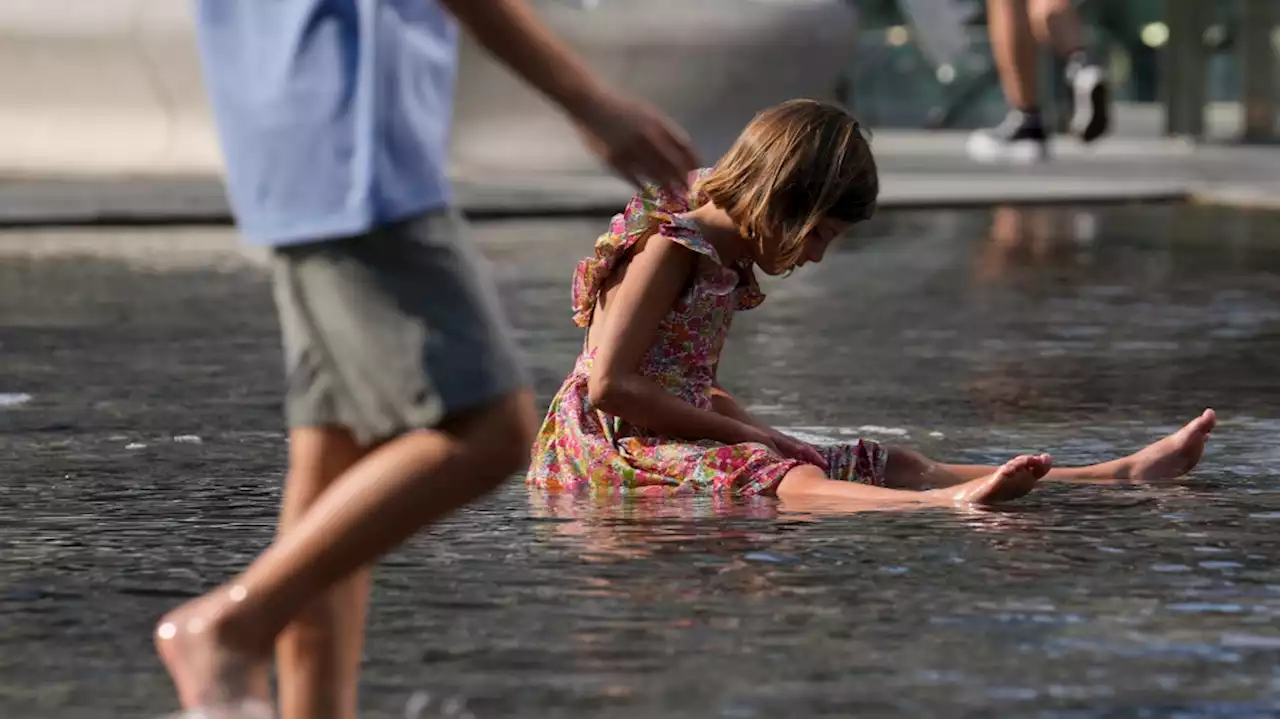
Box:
[966,110,1049,164]
[1069,64,1110,143]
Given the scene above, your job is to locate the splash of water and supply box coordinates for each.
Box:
[0,392,32,408]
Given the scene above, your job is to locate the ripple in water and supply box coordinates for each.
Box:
[0,392,32,408]
[2,206,1279,717]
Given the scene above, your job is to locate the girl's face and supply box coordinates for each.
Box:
[794,218,851,268]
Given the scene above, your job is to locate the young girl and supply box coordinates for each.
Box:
[528,99,1216,507]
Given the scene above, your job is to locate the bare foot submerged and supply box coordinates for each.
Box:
[1123,409,1217,482]
[934,453,1053,505]
[154,589,272,717]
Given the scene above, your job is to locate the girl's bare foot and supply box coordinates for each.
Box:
[932,453,1052,505]
[1124,409,1216,482]
[154,587,271,713]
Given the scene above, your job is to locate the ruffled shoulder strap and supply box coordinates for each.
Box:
[571,171,715,327]
[570,168,768,324]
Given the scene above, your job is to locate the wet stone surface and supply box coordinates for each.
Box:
[1,204,1279,717]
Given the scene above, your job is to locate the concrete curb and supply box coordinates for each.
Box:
[1188,187,1280,212]
[11,181,1280,229]
[0,5,1275,226]
[0,1,221,177]
[0,172,1205,230]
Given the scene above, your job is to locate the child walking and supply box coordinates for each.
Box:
[528,99,1216,506]
[155,1,699,717]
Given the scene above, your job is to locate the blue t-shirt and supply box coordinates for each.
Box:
[193,0,458,246]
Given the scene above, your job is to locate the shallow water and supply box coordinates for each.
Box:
[1,204,1279,718]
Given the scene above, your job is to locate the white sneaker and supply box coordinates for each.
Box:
[966,110,1049,164]
[1069,64,1110,143]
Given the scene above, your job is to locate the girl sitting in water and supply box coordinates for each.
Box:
[527,99,1216,506]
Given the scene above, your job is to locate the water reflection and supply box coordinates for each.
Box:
[527,490,782,563]
[2,205,1280,717]
[974,204,1099,282]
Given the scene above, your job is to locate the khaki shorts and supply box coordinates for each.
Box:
[271,209,527,446]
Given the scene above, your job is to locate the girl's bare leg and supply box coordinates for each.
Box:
[885,409,1216,490]
[275,427,372,719]
[777,454,1053,508]
[154,390,538,712]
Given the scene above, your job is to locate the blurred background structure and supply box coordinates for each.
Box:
[851,0,1277,141]
[0,0,1275,213]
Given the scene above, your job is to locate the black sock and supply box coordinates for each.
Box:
[1014,107,1043,130]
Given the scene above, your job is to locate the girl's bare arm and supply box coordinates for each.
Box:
[588,235,769,447]
[708,385,767,430]
[709,384,828,468]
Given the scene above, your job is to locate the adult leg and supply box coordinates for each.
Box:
[987,0,1040,112]
[1028,0,1085,55]
[967,0,1048,162]
[275,427,372,719]
[1029,0,1110,142]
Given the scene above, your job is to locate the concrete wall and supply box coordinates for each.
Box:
[451,0,859,174]
[0,0,219,176]
[0,0,858,178]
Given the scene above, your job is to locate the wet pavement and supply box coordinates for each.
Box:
[1,204,1279,718]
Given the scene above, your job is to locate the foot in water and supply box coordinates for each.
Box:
[154,588,272,715]
[1123,409,1217,482]
[935,453,1053,505]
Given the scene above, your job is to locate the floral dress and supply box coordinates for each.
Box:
[526,169,888,496]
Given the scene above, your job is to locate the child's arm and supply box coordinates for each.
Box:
[440,0,698,191]
[709,385,828,469]
[708,385,765,430]
[588,235,772,448]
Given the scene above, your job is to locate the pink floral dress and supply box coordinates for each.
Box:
[527,169,888,496]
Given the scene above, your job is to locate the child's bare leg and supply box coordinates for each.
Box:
[777,454,1051,508]
[885,409,1216,489]
[154,390,537,711]
[275,427,372,719]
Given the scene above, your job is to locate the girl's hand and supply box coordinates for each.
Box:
[765,429,829,470]
[743,426,780,455]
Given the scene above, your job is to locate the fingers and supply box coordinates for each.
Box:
[644,122,700,192]
[607,145,652,192]
[611,114,700,193]
[803,446,829,470]
[612,142,682,192]
[661,120,702,175]
[613,159,645,192]
[773,435,828,471]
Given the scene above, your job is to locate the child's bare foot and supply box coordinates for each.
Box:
[154,588,271,713]
[933,453,1052,505]
[1123,409,1216,482]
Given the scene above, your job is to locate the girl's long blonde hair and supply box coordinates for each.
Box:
[696,99,879,275]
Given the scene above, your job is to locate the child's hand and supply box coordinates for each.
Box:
[766,429,829,470]
[572,91,700,192]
